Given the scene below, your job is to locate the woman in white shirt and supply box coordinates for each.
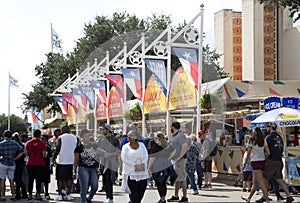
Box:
[241,127,270,203]
[121,130,148,203]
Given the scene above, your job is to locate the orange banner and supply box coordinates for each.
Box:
[168,66,196,110]
[143,76,166,114]
[108,86,123,118]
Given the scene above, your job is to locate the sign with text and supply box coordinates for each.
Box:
[95,96,107,120]
[107,86,123,118]
[264,96,281,112]
[168,66,196,110]
[282,97,299,109]
[143,76,166,114]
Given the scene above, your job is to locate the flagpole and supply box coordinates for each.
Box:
[8,72,11,131]
[51,23,53,53]
[196,5,204,133]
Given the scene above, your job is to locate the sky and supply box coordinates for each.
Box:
[0,0,272,118]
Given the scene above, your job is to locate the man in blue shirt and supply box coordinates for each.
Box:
[0,130,23,200]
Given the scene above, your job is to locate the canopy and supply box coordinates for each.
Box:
[251,107,300,128]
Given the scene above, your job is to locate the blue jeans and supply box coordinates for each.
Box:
[187,171,197,191]
[196,161,203,188]
[78,166,98,203]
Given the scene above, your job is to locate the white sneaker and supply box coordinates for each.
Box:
[65,195,72,201]
[104,198,113,203]
[192,190,199,195]
[55,195,63,201]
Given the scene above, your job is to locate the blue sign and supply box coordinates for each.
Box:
[282,97,299,109]
[264,97,281,112]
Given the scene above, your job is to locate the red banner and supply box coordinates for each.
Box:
[108,86,123,118]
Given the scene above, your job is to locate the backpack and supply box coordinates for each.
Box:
[209,140,218,156]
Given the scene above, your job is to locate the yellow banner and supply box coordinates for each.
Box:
[77,105,86,123]
[67,105,76,125]
[168,66,196,110]
[143,76,166,114]
[279,113,300,120]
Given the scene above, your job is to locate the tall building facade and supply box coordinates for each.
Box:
[214,0,296,81]
[214,9,242,80]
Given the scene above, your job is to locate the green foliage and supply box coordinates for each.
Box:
[0,114,27,134]
[259,0,300,22]
[123,103,142,120]
[199,92,222,112]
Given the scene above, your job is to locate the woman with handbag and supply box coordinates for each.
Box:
[121,130,148,203]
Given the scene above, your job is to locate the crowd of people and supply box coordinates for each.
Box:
[0,121,295,203]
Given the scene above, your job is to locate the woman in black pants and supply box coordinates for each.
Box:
[148,132,173,203]
[121,130,149,203]
[12,133,27,200]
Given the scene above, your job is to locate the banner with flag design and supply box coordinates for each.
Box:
[144,59,167,96]
[173,48,199,89]
[90,80,107,106]
[121,68,142,100]
[54,96,68,115]
[104,74,124,98]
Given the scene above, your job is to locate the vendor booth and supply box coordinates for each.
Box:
[251,105,300,186]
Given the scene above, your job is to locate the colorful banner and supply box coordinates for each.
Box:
[168,66,196,110]
[77,105,86,123]
[107,86,123,118]
[67,105,76,125]
[145,59,167,96]
[95,96,107,120]
[143,76,166,114]
[288,157,300,186]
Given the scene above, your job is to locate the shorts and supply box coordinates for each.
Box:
[264,159,283,180]
[0,163,15,180]
[174,159,187,182]
[243,171,253,181]
[251,160,266,170]
[55,164,73,181]
[203,160,212,173]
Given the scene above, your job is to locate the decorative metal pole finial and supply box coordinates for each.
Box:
[200,4,204,8]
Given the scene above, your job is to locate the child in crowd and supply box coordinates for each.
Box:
[242,147,252,192]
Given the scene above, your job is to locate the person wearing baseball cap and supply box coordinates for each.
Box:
[98,124,120,203]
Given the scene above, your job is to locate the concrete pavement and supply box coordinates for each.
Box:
[44,174,300,203]
[2,174,299,202]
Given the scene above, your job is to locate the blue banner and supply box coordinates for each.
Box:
[264,97,281,112]
[288,157,300,186]
[282,97,299,109]
[144,59,167,96]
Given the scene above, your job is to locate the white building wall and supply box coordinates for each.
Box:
[282,26,300,80]
[214,9,233,77]
[242,0,264,80]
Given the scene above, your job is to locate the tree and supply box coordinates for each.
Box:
[0,114,27,134]
[260,0,300,22]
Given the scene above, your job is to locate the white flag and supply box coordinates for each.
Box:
[52,28,63,52]
[9,74,18,87]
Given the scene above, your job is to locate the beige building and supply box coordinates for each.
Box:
[214,0,299,81]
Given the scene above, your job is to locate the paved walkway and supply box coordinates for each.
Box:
[2,174,299,202]
[45,174,299,203]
